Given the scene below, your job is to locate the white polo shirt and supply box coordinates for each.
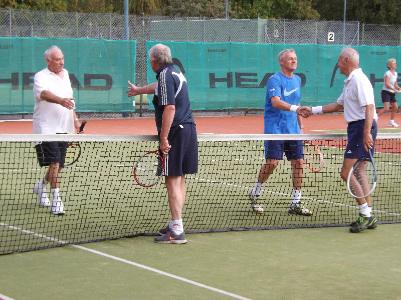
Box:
[336,68,378,123]
[382,70,397,93]
[33,68,75,134]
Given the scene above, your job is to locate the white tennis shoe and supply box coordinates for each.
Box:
[51,195,64,215]
[33,180,51,207]
[388,120,399,128]
[249,187,264,214]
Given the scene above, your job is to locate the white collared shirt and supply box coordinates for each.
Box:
[32,68,75,134]
[337,68,378,123]
[382,70,397,93]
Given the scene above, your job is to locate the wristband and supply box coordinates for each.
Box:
[290,105,299,112]
[311,106,323,114]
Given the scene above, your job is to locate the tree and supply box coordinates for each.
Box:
[67,0,114,13]
[19,0,67,11]
[161,0,224,18]
[313,0,401,24]
[230,0,319,20]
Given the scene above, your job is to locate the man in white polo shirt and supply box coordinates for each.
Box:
[33,45,81,215]
[302,47,378,233]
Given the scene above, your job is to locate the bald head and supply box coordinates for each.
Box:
[337,47,359,76]
[339,48,359,66]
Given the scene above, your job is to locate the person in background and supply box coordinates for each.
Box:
[379,58,401,127]
[33,45,82,215]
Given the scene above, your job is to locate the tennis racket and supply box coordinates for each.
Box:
[132,149,164,188]
[64,121,87,167]
[346,148,377,199]
[304,141,325,173]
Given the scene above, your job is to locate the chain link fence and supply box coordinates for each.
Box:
[1,8,401,86]
[1,8,401,118]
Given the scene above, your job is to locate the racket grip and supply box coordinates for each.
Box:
[79,120,87,133]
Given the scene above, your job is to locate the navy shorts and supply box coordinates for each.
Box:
[381,90,397,103]
[161,123,198,176]
[345,120,377,159]
[264,140,304,160]
[35,141,68,168]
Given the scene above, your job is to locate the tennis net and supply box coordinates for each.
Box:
[1,133,400,254]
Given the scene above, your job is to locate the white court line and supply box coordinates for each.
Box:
[192,175,401,217]
[0,293,15,300]
[0,222,250,300]
[73,244,251,300]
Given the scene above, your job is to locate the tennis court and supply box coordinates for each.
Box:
[1,114,401,299]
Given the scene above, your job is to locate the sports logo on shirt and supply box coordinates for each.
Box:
[283,88,298,97]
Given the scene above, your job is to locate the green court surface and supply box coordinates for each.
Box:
[1,225,401,300]
[1,135,401,299]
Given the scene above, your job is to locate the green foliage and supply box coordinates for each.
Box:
[161,0,224,18]
[67,0,114,13]
[0,0,400,24]
[230,0,319,19]
[313,0,401,24]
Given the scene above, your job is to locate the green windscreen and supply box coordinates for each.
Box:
[0,37,136,114]
[147,41,400,110]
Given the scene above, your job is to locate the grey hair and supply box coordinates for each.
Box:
[44,45,62,61]
[278,48,296,62]
[387,58,397,69]
[339,47,359,65]
[149,43,173,66]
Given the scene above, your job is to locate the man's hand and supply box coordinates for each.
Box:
[60,98,75,110]
[159,137,171,154]
[364,132,374,151]
[128,81,140,97]
[298,106,312,118]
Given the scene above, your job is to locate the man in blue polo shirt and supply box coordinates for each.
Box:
[128,43,198,244]
[249,48,312,216]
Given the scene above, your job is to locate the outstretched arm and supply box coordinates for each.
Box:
[128,81,157,96]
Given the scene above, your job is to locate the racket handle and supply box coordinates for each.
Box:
[79,120,87,133]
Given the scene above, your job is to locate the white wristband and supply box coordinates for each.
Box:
[290,105,299,112]
[311,106,323,114]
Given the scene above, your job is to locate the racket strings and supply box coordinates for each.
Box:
[133,151,162,187]
[65,143,81,166]
[304,143,325,172]
[348,160,376,198]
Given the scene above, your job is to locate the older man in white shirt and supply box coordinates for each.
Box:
[33,45,81,215]
[302,47,378,233]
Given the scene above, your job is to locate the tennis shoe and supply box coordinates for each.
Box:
[154,230,187,244]
[288,202,312,216]
[350,214,378,230]
[33,180,50,207]
[158,225,169,235]
[388,121,399,128]
[51,196,64,215]
[350,215,370,233]
[249,187,264,213]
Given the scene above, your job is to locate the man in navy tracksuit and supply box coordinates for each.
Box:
[128,43,198,244]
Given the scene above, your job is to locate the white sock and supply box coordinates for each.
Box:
[51,188,60,202]
[368,206,372,215]
[37,179,47,193]
[169,219,184,235]
[252,182,262,196]
[359,203,370,217]
[291,189,302,204]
